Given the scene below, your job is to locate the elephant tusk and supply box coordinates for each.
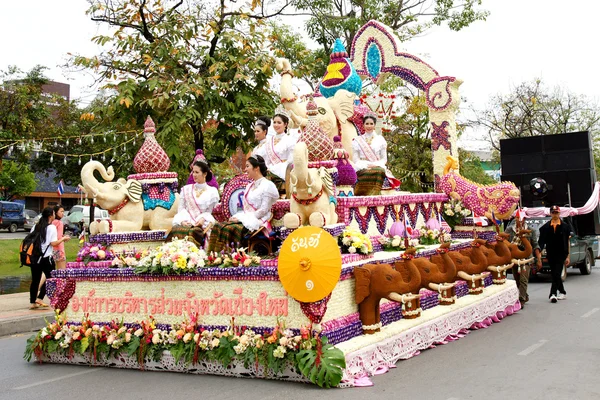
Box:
[457,271,483,281]
[429,282,455,292]
[487,263,513,272]
[512,257,534,266]
[388,292,404,303]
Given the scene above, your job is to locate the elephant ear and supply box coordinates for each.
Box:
[354,266,372,304]
[125,180,143,203]
[319,167,334,197]
[331,90,356,122]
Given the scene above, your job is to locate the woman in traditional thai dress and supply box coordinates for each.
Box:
[251,116,270,160]
[263,111,295,196]
[351,114,400,196]
[170,160,220,245]
[208,155,279,253]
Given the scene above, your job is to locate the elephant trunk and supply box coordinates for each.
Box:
[292,142,309,190]
[80,161,115,197]
[277,58,308,120]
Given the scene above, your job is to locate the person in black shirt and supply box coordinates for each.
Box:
[537,205,571,303]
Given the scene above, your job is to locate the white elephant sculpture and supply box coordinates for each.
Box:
[81,161,179,234]
[276,58,360,158]
[283,143,338,228]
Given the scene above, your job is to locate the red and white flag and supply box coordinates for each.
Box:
[473,212,488,227]
[515,208,526,221]
[438,211,451,233]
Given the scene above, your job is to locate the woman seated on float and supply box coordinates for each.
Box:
[351,113,400,196]
[259,110,295,196]
[208,155,279,253]
[171,160,220,244]
[252,116,270,160]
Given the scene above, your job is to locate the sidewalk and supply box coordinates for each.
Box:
[0,292,53,337]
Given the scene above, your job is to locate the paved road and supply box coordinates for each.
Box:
[0,231,27,240]
[1,265,600,400]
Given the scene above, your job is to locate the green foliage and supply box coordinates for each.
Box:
[0,65,53,161]
[474,78,600,154]
[387,95,435,192]
[458,148,496,185]
[25,315,347,388]
[0,160,36,200]
[295,336,345,388]
[70,0,286,176]
[291,0,488,51]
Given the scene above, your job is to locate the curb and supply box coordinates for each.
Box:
[0,312,53,337]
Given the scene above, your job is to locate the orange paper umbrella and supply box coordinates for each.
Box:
[278,226,342,303]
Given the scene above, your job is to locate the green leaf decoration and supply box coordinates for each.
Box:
[80,337,89,354]
[295,338,346,388]
[23,334,36,362]
[170,341,185,363]
[126,335,140,357]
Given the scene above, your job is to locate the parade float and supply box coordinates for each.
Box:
[25,20,525,388]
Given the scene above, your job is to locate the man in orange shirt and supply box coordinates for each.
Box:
[537,205,572,303]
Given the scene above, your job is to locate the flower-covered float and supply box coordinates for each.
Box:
[26,20,524,388]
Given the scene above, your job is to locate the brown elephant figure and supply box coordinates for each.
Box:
[509,229,533,259]
[354,260,421,334]
[409,242,457,290]
[482,232,514,283]
[451,238,489,284]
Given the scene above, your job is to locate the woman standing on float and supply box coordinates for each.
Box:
[171,161,220,244]
[351,113,400,196]
[208,155,279,253]
[263,109,295,195]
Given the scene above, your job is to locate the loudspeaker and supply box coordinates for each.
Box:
[500,131,600,235]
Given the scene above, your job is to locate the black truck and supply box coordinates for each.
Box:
[500,131,600,280]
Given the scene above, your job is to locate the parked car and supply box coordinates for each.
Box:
[64,205,110,234]
[526,217,599,281]
[0,201,26,233]
[23,209,40,231]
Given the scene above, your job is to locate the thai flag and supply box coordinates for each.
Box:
[439,212,451,233]
[57,180,65,196]
[473,211,488,227]
[491,211,502,226]
[515,208,525,221]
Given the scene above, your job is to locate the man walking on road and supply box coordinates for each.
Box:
[537,205,572,303]
[505,217,540,306]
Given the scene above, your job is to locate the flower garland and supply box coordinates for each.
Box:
[338,228,373,255]
[76,243,116,264]
[442,199,471,229]
[133,238,207,274]
[24,313,346,388]
[378,235,421,251]
[206,248,261,268]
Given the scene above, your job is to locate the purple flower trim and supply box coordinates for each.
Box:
[52,266,282,281]
[67,261,113,269]
[127,172,178,180]
[64,320,300,338]
[90,230,167,245]
[450,230,496,241]
[454,281,469,298]
[336,193,448,208]
[277,223,345,241]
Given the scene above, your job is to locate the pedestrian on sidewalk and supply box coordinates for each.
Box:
[505,217,540,306]
[29,207,70,310]
[537,205,571,303]
[52,204,67,270]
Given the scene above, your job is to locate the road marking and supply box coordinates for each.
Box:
[13,368,102,390]
[518,339,548,356]
[581,308,599,318]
